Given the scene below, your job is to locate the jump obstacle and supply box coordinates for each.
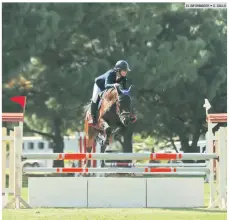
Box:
[1,98,227,208]
[22,152,218,160]
[2,97,31,208]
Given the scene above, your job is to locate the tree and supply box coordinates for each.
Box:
[3,3,226,158]
[128,6,226,152]
[3,3,99,166]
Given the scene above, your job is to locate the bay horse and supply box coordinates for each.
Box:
[83,85,135,168]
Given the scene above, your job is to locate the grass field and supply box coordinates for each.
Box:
[3,184,227,220]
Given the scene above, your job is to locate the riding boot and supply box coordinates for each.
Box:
[89,102,98,126]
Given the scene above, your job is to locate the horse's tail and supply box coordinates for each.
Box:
[83,103,90,147]
[84,117,89,138]
[83,102,91,114]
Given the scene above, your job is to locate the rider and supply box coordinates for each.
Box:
[88,60,131,126]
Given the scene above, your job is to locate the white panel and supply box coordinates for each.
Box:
[147,178,204,208]
[2,194,8,207]
[28,177,87,207]
[88,177,146,208]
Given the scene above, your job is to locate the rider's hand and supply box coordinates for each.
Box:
[114,83,119,88]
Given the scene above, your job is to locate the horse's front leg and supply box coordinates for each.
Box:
[101,119,111,146]
[99,119,111,169]
[112,125,124,141]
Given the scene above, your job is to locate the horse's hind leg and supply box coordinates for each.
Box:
[85,134,96,168]
[100,144,106,168]
[86,146,92,168]
[84,120,97,173]
[99,119,112,169]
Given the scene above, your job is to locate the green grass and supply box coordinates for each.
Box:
[3,184,227,220]
[3,208,226,220]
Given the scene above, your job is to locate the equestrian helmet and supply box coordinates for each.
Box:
[115,60,131,71]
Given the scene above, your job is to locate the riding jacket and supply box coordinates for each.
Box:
[95,69,127,91]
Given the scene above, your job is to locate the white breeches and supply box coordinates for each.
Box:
[91,83,101,103]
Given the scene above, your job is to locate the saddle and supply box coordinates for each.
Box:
[99,90,106,99]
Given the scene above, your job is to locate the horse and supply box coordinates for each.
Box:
[83,85,135,169]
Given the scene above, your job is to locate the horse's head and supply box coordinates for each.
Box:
[116,85,132,126]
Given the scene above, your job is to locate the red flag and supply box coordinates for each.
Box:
[10,96,27,109]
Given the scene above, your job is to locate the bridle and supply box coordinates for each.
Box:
[114,87,131,125]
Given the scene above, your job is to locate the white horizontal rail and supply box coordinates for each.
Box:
[104,162,207,167]
[21,153,218,161]
[23,167,209,173]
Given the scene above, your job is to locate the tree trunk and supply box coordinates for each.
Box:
[179,134,193,163]
[179,127,201,163]
[121,124,134,163]
[191,122,201,153]
[52,117,64,167]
